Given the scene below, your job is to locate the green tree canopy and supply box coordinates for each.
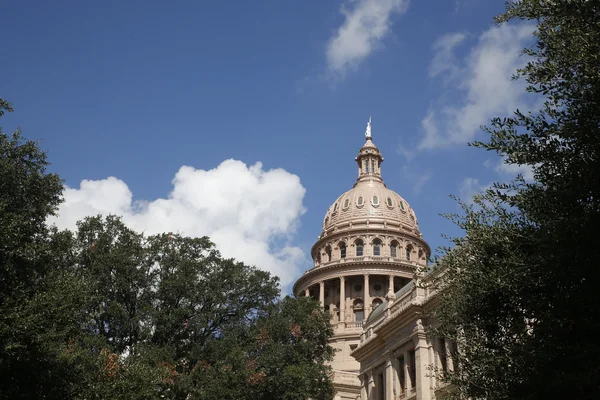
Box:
[0,101,334,399]
[430,1,600,399]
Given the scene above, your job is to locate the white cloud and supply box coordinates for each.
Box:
[326,0,410,79]
[485,158,535,181]
[48,159,307,287]
[400,165,433,194]
[459,177,490,203]
[418,23,535,150]
[428,32,467,81]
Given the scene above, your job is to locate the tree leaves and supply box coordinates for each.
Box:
[430,1,600,398]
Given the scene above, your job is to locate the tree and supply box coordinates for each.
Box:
[65,215,334,400]
[0,99,85,399]
[429,1,600,399]
[0,101,335,399]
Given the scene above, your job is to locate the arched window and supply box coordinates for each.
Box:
[343,198,349,209]
[339,242,347,258]
[363,160,368,174]
[406,245,412,260]
[387,197,393,207]
[390,242,398,258]
[357,196,364,206]
[399,201,405,211]
[372,196,379,206]
[372,298,383,311]
[333,203,338,212]
[371,159,375,174]
[355,240,364,257]
[353,299,364,322]
[373,239,381,256]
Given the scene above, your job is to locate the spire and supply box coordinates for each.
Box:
[365,116,372,139]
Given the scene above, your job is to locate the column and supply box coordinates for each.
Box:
[319,281,325,308]
[385,355,395,400]
[415,333,433,400]
[364,274,371,319]
[359,374,367,400]
[388,275,394,293]
[367,371,374,400]
[304,288,309,297]
[339,276,346,325]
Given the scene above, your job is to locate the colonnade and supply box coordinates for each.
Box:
[302,274,408,323]
[360,334,455,400]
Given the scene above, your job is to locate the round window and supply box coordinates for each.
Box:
[354,284,363,292]
[373,283,382,292]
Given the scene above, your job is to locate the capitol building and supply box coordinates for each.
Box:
[293,120,453,400]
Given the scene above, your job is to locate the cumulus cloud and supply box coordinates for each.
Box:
[418,23,535,150]
[48,160,307,287]
[459,177,490,203]
[484,158,535,182]
[326,0,409,78]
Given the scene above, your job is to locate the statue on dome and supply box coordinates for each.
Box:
[365,116,372,139]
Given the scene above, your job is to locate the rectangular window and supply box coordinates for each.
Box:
[398,356,405,394]
[409,350,416,388]
[376,373,384,400]
[340,246,346,258]
[439,338,448,373]
[355,310,364,322]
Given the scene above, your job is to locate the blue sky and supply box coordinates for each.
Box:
[1,0,536,291]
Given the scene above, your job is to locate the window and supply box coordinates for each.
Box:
[326,246,332,262]
[371,159,375,173]
[409,350,416,388]
[399,201,405,210]
[387,197,393,207]
[390,242,398,258]
[333,203,338,212]
[372,196,379,206]
[372,298,383,309]
[339,242,346,258]
[355,240,364,256]
[439,338,448,373]
[354,310,364,321]
[373,239,381,256]
[343,198,349,209]
[357,196,364,206]
[398,356,406,394]
[406,246,412,260]
[363,160,368,173]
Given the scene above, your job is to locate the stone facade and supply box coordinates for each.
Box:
[293,121,450,400]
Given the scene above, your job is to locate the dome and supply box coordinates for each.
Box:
[322,179,419,233]
[319,117,421,238]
